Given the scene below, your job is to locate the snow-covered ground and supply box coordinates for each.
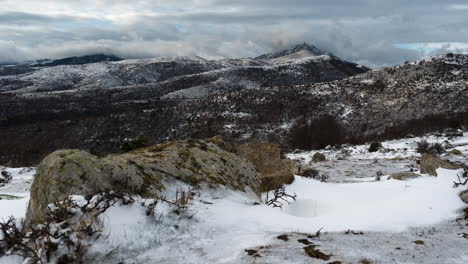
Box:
[84,168,468,263]
[0,167,34,222]
[1,132,467,263]
[288,131,468,163]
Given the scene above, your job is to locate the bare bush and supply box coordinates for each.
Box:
[316,172,329,182]
[453,168,468,188]
[0,192,127,263]
[416,140,445,155]
[416,140,430,153]
[0,190,193,262]
[375,170,383,181]
[0,170,12,187]
[175,187,193,208]
[429,142,445,155]
[368,141,382,152]
[264,185,297,209]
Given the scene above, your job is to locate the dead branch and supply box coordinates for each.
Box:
[264,185,297,209]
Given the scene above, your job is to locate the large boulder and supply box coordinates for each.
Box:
[26,138,260,226]
[387,172,421,180]
[420,154,463,176]
[235,143,294,192]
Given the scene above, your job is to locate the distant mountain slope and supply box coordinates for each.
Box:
[0,44,366,96]
[169,54,468,149]
[0,43,369,165]
[38,54,123,67]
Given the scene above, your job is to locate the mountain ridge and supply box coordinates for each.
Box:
[1,46,465,166]
[36,54,123,67]
[256,43,327,60]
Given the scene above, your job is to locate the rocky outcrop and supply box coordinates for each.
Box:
[235,143,294,192]
[26,138,260,226]
[419,154,463,176]
[387,172,421,180]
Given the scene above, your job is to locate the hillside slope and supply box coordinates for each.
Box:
[170,54,468,149]
[0,44,367,166]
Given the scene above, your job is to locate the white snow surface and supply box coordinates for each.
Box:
[288,131,468,163]
[1,132,468,263]
[0,167,34,222]
[81,167,463,263]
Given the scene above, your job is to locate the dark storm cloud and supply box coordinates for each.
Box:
[0,0,467,67]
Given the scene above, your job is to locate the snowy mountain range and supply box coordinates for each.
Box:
[0,43,366,97]
[0,44,466,166]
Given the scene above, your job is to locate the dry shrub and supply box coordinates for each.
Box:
[416,140,445,155]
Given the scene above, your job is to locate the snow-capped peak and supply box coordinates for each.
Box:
[256,42,328,60]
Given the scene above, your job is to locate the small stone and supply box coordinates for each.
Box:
[447,149,462,156]
[303,245,331,260]
[460,189,468,204]
[297,238,313,245]
[244,249,260,257]
[387,172,421,181]
[277,234,289,241]
[312,152,326,162]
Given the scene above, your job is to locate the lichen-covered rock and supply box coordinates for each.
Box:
[236,143,294,192]
[388,172,421,180]
[26,138,260,226]
[312,152,326,162]
[419,154,463,176]
[460,189,468,204]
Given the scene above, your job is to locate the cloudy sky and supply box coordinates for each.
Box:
[1,0,468,67]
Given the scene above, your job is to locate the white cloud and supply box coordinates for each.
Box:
[0,1,467,66]
[447,4,468,10]
[395,42,468,55]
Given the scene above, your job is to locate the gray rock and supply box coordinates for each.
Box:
[446,149,463,156]
[26,138,260,226]
[420,154,463,176]
[312,152,327,162]
[388,172,421,180]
